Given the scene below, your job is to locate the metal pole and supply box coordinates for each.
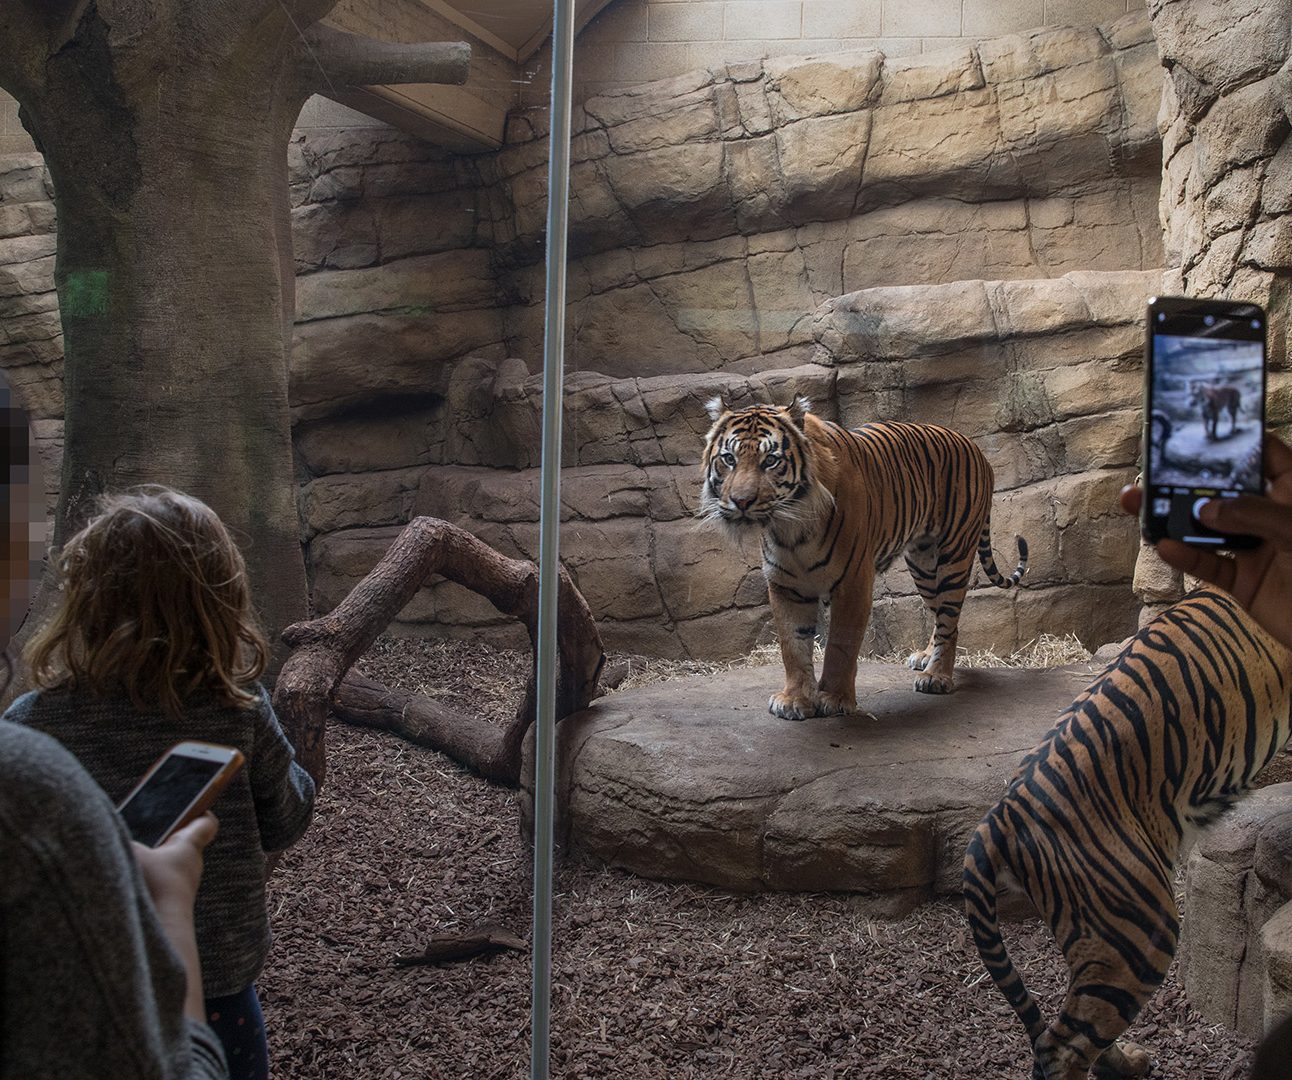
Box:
[532,2,576,1078]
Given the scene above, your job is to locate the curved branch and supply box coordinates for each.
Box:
[273,517,605,788]
[294,24,470,93]
[330,672,532,787]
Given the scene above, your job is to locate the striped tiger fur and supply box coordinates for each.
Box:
[700,398,1027,717]
[1189,380,1242,441]
[964,589,1292,1079]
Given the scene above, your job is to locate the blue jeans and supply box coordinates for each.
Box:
[205,984,269,1080]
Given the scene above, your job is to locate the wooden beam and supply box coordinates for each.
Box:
[322,83,505,151]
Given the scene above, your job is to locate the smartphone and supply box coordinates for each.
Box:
[117,741,244,847]
[1141,295,1267,549]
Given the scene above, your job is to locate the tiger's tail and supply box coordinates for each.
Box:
[963,820,1047,1047]
[978,522,1028,588]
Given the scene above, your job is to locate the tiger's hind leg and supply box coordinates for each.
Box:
[1033,986,1155,1079]
[905,538,973,694]
[903,535,939,675]
[1090,1042,1151,1079]
[1033,907,1177,1080]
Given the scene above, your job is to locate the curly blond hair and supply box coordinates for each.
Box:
[26,487,268,719]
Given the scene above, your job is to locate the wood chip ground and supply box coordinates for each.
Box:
[261,636,1262,1078]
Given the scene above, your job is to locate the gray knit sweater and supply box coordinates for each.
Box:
[0,720,228,1079]
[7,684,315,998]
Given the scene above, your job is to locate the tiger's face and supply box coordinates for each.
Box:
[699,399,816,530]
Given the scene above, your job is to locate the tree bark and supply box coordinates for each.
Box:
[331,673,534,787]
[273,517,605,788]
[0,2,470,678]
[298,26,472,89]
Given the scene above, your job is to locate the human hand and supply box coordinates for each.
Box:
[132,812,219,915]
[131,813,218,1022]
[1120,434,1292,651]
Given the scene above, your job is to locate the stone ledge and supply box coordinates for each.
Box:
[520,658,1099,915]
[1180,783,1292,1038]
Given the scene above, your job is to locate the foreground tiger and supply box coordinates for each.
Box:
[964,589,1292,1079]
[700,399,1027,717]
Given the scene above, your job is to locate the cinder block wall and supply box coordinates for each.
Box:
[1,0,1149,147]
[538,0,1148,102]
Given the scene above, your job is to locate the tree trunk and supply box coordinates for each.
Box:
[34,43,309,675]
[272,517,606,788]
[0,2,469,676]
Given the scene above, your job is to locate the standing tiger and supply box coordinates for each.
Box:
[1188,380,1241,440]
[699,398,1027,717]
[964,589,1292,1080]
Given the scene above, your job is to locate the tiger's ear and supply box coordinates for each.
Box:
[705,395,729,421]
[787,396,811,426]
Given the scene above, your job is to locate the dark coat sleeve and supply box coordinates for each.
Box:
[247,687,316,853]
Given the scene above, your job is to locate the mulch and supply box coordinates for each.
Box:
[260,637,1260,1079]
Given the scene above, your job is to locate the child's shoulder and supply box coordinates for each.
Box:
[190,681,269,708]
[209,681,275,726]
[3,685,78,722]
[249,682,281,725]
[3,688,39,718]
[240,681,273,711]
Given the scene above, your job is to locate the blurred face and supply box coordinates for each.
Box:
[0,383,49,652]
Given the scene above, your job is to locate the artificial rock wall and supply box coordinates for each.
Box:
[0,156,59,517]
[298,12,1164,657]
[1179,786,1292,1040]
[1143,0,1292,1036]
[1130,0,1292,622]
[2,12,1167,659]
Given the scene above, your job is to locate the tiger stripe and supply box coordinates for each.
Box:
[964,589,1292,1079]
[701,401,1027,717]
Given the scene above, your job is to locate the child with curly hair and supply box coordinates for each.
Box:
[7,487,315,1080]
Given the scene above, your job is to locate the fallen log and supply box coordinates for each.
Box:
[331,672,533,786]
[273,516,605,788]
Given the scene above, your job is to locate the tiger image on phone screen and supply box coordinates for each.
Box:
[1148,335,1262,490]
[1188,380,1241,441]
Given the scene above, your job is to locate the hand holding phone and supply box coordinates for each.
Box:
[1141,295,1267,549]
[131,813,219,1022]
[118,741,243,848]
[1122,433,1292,652]
[132,813,218,902]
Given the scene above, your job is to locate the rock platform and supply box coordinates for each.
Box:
[1179,783,1292,1038]
[522,658,1102,915]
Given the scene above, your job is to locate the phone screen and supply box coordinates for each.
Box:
[1143,299,1266,548]
[119,753,225,847]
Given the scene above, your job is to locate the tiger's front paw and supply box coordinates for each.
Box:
[813,689,855,716]
[906,649,932,672]
[913,671,953,695]
[769,691,816,720]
